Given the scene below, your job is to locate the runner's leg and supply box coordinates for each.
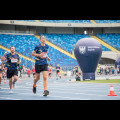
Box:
[13,75,18,88]
[43,71,48,90]
[9,77,13,89]
[33,73,40,86]
[33,73,40,94]
[13,75,18,83]
[43,71,49,96]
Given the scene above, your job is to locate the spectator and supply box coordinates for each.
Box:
[111,67,115,74]
[72,67,75,76]
[27,68,31,77]
[48,68,52,79]
[117,67,119,74]
[75,66,78,75]
[32,67,36,78]
[104,67,107,75]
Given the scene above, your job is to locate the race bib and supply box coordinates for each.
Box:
[11,58,18,63]
[0,66,2,69]
[42,52,47,58]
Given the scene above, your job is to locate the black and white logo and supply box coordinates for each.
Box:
[79,46,86,54]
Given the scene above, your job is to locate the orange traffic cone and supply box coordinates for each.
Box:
[4,79,6,84]
[107,85,117,96]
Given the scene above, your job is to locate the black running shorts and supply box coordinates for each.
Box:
[35,64,48,73]
[7,69,18,78]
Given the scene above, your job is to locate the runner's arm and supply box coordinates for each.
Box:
[46,55,51,61]
[31,51,44,58]
[17,58,21,65]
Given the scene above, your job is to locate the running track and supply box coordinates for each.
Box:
[0,76,120,100]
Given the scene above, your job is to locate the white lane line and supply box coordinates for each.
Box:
[0,88,9,90]
[48,95,89,100]
[0,97,21,100]
[49,91,109,98]
[49,91,108,97]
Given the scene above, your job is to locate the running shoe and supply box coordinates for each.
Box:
[9,89,13,94]
[43,90,49,96]
[33,85,36,94]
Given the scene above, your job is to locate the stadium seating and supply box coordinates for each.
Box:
[16,20,92,23]
[39,33,91,53]
[101,44,111,51]
[95,20,120,23]
[16,20,120,23]
[96,33,120,50]
[0,34,38,58]
[16,20,36,22]
[48,46,78,67]
[40,33,111,53]
[0,33,112,69]
[39,20,92,23]
[0,34,78,69]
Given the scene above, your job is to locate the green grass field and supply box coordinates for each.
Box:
[77,79,120,84]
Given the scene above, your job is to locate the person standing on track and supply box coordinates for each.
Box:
[56,64,61,80]
[32,36,51,96]
[1,46,21,93]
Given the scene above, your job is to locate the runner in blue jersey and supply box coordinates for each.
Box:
[32,36,51,96]
[1,46,21,93]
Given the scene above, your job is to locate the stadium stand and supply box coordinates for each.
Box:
[39,20,92,23]
[39,33,111,53]
[16,20,36,22]
[96,33,120,50]
[0,33,114,69]
[0,34,78,69]
[16,20,92,23]
[16,20,120,23]
[94,20,120,23]
[39,33,91,53]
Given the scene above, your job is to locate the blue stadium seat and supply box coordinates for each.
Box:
[16,20,120,23]
[39,20,92,23]
[96,33,120,50]
[95,20,120,23]
[0,34,112,69]
[39,33,91,53]
[16,20,92,23]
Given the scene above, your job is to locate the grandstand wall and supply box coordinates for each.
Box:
[104,27,120,33]
[0,20,120,68]
[1,20,120,28]
[46,27,74,34]
[102,51,120,61]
